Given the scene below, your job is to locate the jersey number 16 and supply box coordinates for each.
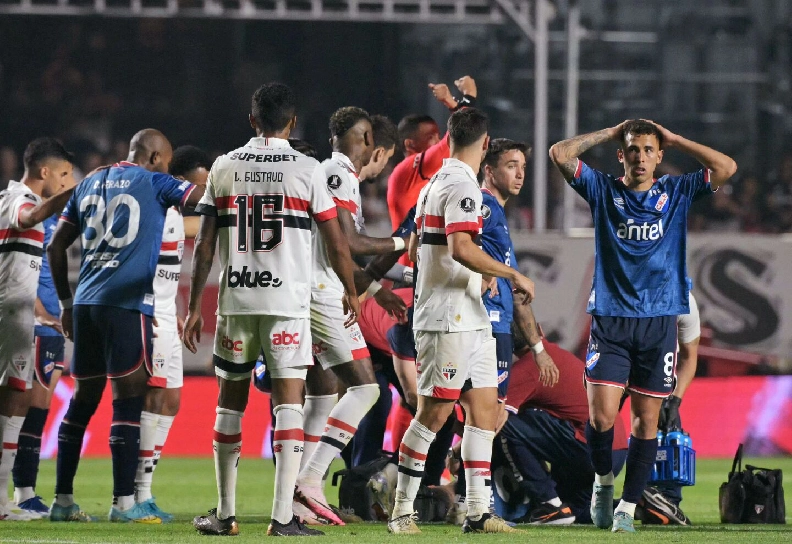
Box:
[235,194,283,252]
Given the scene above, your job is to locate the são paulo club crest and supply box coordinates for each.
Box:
[442,361,457,381]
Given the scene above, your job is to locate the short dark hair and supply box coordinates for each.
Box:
[288,138,317,158]
[329,107,371,139]
[23,137,73,173]
[621,120,663,148]
[251,83,297,134]
[482,138,530,174]
[169,145,211,177]
[370,115,398,150]
[447,108,488,148]
[397,114,436,144]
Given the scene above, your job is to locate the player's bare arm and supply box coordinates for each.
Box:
[316,216,360,327]
[549,120,629,181]
[408,232,419,264]
[18,186,75,230]
[353,268,407,322]
[183,213,218,353]
[428,75,477,110]
[513,299,559,387]
[47,220,80,340]
[643,120,737,189]
[34,297,63,335]
[183,184,207,210]
[336,207,405,256]
[363,245,408,284]
[447,230,535,303]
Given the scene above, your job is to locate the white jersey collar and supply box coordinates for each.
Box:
[247,137,292,150]
[332,152,358,176]
[442,158,477,182]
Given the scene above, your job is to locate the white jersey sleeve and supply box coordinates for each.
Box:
[677,292,701,345]
[153,207,185,326]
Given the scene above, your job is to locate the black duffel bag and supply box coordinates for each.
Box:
[719,443,785,524]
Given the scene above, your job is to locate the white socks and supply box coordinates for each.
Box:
[135,411,158,502]
[0,416,24,505]
[615,500,637,517]
[213,407,243,520]
[595,471,615,486]
[272,404,304,525]
[392,420,435,519]
[461,425,495,520]
[300,394,337,470]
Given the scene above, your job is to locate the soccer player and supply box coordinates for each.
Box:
[48,129,204,523]
[359,115,398,182]
[183,82,359,537]
[479,138,559,402]
[387,76,477,233]
[0,137,75,521]
[11,213,66,518]
[295,107,408,526]
[549,119,737,533]
[134,145,212,520]
[387,108,535,535]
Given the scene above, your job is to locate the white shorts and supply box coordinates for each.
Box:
[414,328,497,399]
[214,314,311,381]
[149,326,183,389]
[310,295,369,369]
[0,309,34,391]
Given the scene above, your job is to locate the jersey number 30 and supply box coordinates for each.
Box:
[235,194,283,252]
[80,194,140,250]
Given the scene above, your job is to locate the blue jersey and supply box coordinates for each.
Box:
[480,189,517,334]
[61,162,195,316]
[35,214,62,337]
[570,161,713,317]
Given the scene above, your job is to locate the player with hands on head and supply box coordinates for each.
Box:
[388,108,534,536]
[549,119,736,533]
[183,82,358,537]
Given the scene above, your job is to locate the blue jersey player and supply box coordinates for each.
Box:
[47,129,205,523]
[479,139,558,402]
[549,119,736,533]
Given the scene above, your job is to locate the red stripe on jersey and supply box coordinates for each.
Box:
[215,196,239,210]
[463,460,490,469]
[16,202,35,225]
[351,347,370,360]
[313,208,337,222]
[284,196,309,212]
[327,417,357,434]
[704,168,711,184]
[431,386,461,400]
[213,431,242,444]
[399,443,428,461]
[445,221,481,235]
[7,377,26,392]
[415,216,422,229]
[179,184,196,206]
[59,214,75,225]
[574,160,583,178]
[423,214,444,228]
[0,228,44,243]
[160,241,181,251]
[333,197,358,213]
[273,429,304,442]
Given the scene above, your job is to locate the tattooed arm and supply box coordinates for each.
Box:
[549,120,629,181]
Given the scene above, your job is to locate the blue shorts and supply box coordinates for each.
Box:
[494,332,513,400]
[584,315,677,397]
[71,305,153,380]
[34,335,65,388]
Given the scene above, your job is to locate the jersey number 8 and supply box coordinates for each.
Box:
[80,194,140,250]
[235,194,284,252]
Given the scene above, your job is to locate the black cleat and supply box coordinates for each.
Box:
[526,502,576,525]
[193,508,240,536]
[638,487,691,526]
[267,515,325,536]
[462,512,517,533]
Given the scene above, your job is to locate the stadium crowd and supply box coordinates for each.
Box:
[0,70,734,538]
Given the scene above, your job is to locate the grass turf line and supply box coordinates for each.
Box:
[0,457,790,542]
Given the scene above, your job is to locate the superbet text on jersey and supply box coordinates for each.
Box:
[195,137,337,318]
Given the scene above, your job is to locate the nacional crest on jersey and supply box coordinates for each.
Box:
[481,204,491,219]
[585,351,600,370]
[655,193,669,212]
[327,175,342,189]
[442,361,457,381]
[459,197,476,213]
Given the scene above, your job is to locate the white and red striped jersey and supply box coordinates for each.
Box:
[153,207,185,328]
[196,137,337,317]
[413,158,489,332]
[0,181,44,315]
[311,152,363,297]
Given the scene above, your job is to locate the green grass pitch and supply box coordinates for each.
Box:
[1,457,791,542]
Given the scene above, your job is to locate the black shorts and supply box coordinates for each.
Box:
[494,332,513,400]
[584,315,677,397]
[34,335,65,388]
[71,305,153,380]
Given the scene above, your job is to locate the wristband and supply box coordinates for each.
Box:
[530,340,545,355]
[392,237,406,252]
[450,94,477,112]
[366,282,383,297]
[59,297,74,311]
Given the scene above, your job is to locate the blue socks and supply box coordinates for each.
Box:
[585,420,614,477]
[109,396,145,499]
[55,401,99,495]
[621,435,657,503]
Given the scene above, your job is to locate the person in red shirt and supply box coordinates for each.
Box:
[489,326,629,525]
[386,76,478,241]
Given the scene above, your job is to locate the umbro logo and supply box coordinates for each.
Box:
[613,197,625,209]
